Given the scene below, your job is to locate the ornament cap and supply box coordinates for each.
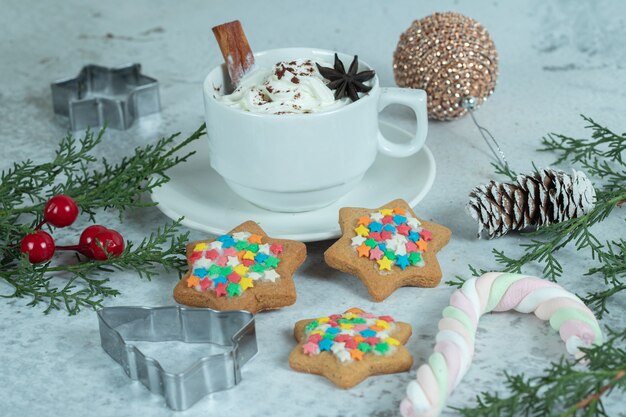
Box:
[461,96,477,110]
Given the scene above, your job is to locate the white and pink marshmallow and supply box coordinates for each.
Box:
[400,272,603,417]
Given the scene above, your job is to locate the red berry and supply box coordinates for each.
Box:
[79,225,108,246]
[43,195,79,227]
[78,225,108,257]
[88,229,125,260]
[20,230,56,263]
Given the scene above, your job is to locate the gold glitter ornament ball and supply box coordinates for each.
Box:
[393,12,499,121]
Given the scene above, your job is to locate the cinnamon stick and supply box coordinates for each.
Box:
[212,20,255,87]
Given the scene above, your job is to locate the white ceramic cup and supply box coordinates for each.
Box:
[203,48,428,212]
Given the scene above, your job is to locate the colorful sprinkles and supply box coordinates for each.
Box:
[350,207,432,272]
[301,308,400,363]
[186,231,283,298]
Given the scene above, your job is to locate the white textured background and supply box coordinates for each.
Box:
[0,0,624,416]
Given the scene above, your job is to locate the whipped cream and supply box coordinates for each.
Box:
[217,59,350,114]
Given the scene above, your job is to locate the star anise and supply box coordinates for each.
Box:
[316,54,375,102]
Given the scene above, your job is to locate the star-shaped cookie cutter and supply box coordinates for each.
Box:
[51,63,161,130]
[97,306,257,410]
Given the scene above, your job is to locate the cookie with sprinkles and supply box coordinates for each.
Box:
[173,220,306,313]
[324,198,451,301]
[289,307,413,388]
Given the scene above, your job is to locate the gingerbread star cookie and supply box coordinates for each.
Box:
[289,308,413,388]
[324,198,451,301]
[173,220,306,313]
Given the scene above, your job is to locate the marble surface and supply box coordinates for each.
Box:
[1,0,625,416]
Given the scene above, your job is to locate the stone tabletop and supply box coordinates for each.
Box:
[1,0,624,416]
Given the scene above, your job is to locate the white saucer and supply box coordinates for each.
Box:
[150,122,436,242]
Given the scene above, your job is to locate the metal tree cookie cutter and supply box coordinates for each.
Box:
[51,63,161,131]
[97,306,257,410]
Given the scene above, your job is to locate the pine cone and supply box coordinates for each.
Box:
[466,169,596,239]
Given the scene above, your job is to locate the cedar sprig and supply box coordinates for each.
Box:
[0,124,206,314]
[61,123,206,219]
[0,219,189,314]
[447,116,625,319]
[452,327,626,417]
[541,115,625,167]
[541,115,626,195]
[0,129,102,209]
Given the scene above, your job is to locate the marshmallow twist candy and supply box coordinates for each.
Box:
[400,272,603,417]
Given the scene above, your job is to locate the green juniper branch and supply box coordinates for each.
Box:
[448,116,625,319]
[0,220,189,314]
[452,327,626,417]
[541,115,626,166]
[447,116,626,417]
[0,124,205,314]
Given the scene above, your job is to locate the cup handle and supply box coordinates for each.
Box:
[377,87,428,157]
